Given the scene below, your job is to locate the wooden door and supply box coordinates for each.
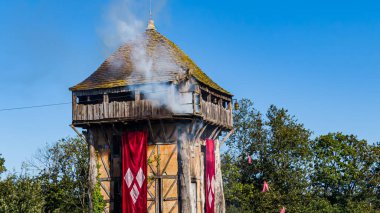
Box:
[147,144,179,213]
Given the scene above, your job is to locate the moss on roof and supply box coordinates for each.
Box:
[70,29,231,95]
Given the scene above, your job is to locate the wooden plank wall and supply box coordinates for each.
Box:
[201,100,233,128]
[73,99,233,129]
[73,100,172,121]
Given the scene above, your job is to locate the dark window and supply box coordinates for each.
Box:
[77,95,103,104]
[109,92,135,102]
[223,101,230,109]
[111,134,122,212]
[111,135,121,156]
[201,91,208,102]
[211,95,219,105]
[113,179,122,212]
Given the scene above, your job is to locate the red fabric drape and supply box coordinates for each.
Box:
[122,131,148,213]
[205,138,215,213]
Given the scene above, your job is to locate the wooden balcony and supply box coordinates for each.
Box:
[73,100,173,122]
[73,99,233,129]
[201,100,233,129]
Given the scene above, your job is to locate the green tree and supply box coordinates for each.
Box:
[224,99,313,212]
[0,170,45,213]
[28,137,105,213]
[311,133,380,211]
[0,154,5,175]
[223,99,380,212]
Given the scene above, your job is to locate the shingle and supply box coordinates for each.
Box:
[70,29,231,95]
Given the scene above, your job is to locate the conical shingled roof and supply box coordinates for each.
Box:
[70,28,231,95]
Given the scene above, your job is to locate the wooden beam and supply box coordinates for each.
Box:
[148,145,157,175]
[69,124,87,143]
[209,127,220,140]
[214,139,226,212]
[199,86,231,101]
[159,119,168,143]
[147,120,155,143]
[187,119,196,134]
[212,128,222,140]
[99,154,110,179]
[193,123,204,140]
[88,129,97,213]
[194,124,208,143]
[100,182,111,199]
[177,132,192,213]
[220,129,235,146]
[163,179,178,199]
[72,94,77,120]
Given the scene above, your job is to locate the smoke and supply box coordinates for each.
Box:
[100,0,145,49]
[100,0,192,114]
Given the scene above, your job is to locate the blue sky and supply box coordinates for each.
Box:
[1,0,380,170]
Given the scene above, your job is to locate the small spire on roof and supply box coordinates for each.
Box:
[146,0,156,30]
[147,19,156,30]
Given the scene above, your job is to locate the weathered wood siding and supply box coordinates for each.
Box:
[73,100,173,121]
[201,100,233,128]
[73,99,233,129]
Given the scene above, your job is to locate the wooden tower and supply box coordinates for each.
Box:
[70,20,234,213]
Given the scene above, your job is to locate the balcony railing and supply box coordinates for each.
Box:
[73,100,172,121]
[73,99,233,129]
[201,100,233,128]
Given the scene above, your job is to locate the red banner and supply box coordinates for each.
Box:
[206,138,215,213]
[122,131,148,213]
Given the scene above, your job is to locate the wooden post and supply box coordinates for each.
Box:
[178,127,194,213]
[200,142,205,213]
[214,139,225,213]
[72,93,77,120]
[87,128,98,213]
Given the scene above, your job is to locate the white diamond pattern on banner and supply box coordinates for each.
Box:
[125,168,134,188]
[124,167,145,206]
[136,167,145,188]
[207,174,215,208]
[208,188,213,208]
[130,184,140,204]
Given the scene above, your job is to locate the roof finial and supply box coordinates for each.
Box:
[149,0,152,20]
[147,0,156,30]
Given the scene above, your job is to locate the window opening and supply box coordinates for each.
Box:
[109,92,135,102]
[77,94,103,105]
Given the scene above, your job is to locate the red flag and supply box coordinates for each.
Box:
[122,131,148,213]
[248,155,252,164]
[280,207,286,213]
[262,181,269,192]
[206,139,215,213]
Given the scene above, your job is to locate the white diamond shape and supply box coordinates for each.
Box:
[124,168,134,188]
[136,167,145,188]
[208,191,213,207]
[130,184,140,204]
[211,176,216,194]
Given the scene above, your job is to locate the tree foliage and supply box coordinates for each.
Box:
[223,99,380,212]
[29,137,91,212]
[311,133,380,211]
[0,154,5,175]
[0,137,105,213]
[0,172,45,213]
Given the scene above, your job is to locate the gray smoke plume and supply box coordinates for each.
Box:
[100,0,192,114]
